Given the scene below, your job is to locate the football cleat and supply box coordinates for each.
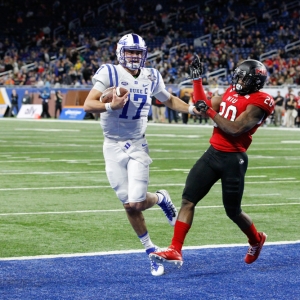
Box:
[147,246,164,276]
[149,246,183,268]
[150,258,164,276]
[156,190,178,226]
[244,232,267,264]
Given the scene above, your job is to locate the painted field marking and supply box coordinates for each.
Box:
[0,202,299,217]
[15,128,80,132]
[0,180,300,192]
[0,240,299,261]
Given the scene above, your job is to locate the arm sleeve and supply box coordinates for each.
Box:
[92,65,111,93]
[193,78,207,102]
[153,89,170,103]
[150,69,171,102]
[249,92,275,117]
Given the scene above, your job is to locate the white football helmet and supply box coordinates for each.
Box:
[116,33,147,70]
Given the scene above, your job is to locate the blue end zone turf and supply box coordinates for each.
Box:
[0,243,299,299]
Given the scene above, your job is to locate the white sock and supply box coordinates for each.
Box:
[156,192,164,204]
[138,231,156,255]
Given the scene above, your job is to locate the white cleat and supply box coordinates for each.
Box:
[156,190,178,226]
[150,258,165,276]
[148,246,164,276]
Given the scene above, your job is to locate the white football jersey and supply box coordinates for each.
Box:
[92,64,167,141]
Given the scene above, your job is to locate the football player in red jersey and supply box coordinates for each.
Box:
[150,56,274,267]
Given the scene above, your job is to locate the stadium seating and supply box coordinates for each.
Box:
[0,0,299,86]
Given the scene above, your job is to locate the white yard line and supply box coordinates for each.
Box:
[0,202,299,217]
[0,171,106,175]
[15,128,80,132]
[0,240,299,261]
[1,180,300,192]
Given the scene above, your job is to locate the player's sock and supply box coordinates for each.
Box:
[138,231,155,253]
[170,220,191,253]
[242,223,261,244]
[156,192,163,204]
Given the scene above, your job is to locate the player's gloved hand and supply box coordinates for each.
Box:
[189,54,203,80]
[195,100,208,113]
[195,100,218,119]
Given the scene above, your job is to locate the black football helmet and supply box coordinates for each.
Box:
[232,59,267,95]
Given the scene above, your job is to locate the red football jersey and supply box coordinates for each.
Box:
[210,86,274,152]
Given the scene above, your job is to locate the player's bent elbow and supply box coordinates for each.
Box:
[225,127,244,137]
[83,102,91,112]
[230,130,244,137]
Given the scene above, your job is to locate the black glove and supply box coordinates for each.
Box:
[189,54,203,80]
[195,100,209,113]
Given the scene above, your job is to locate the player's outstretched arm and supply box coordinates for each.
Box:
[163,94,202,116]
[196,101,265,136]
[190,54,207,102]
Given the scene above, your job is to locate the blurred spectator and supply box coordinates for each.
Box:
[22,90,32,105]
[39,88,51,118]
[166,87,178,123]
[273,90,285,126]
[55,90,63,118]
[284,94,297,127]
[296,91,300,128]
[151,96,166,123]
[5,74,15,86]
[180,91,191,124]
[9,89,19,117]
[0,0,299,90]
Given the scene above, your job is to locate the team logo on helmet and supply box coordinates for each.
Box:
[255,67,267,76]
[232,59,267,95]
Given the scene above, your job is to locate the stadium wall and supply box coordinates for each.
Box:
[1,85,298,118]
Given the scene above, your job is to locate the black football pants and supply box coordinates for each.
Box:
[182,145,248,218]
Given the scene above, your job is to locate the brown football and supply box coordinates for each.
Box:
[100,86,129,103]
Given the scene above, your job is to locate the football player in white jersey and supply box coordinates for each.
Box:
[84,33,200,276]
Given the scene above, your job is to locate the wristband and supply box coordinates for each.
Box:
[206,107,217,119]
[188,105,195,115]
[105,103,113,112]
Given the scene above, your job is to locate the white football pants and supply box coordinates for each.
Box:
[103,138,151,204]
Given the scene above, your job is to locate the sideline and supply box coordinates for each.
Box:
[1,117,300,131]
[1,240,299,261]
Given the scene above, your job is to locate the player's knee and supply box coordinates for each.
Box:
[125,202,145,212]
[181,198,196,211]
[225,206,242,221]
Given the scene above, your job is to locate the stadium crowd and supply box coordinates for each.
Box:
[0,0,299,88]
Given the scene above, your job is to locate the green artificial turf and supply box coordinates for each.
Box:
[0,118,299,258]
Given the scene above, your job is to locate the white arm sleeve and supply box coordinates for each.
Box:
[92,64,112,93]
[153,89,171,103]
[93,81,106,92]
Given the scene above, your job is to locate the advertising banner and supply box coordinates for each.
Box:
[0,104,8,117]
[59,106,86,120]
[17,104,42,119]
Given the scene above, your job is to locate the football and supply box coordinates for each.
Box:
[100,86,128,103]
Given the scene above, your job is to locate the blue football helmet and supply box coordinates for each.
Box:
[116,33,147,70]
